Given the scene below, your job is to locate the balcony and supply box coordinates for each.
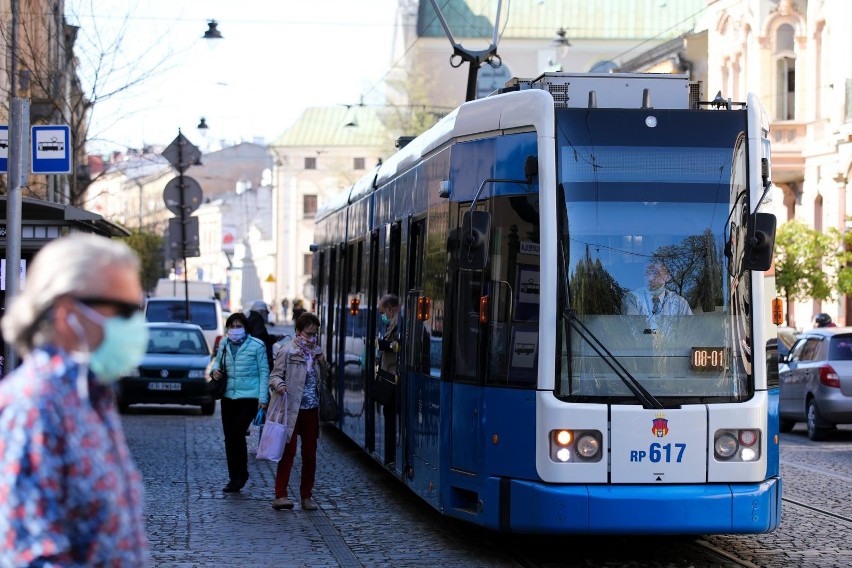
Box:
[770,119,806,182]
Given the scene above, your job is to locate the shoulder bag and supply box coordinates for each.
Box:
[319,362,339,422]
[211,341,228,400]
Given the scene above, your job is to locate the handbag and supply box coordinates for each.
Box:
[319,368,339,422]
[247,408,265,455]
[257,393,288,462]
[210,342,228,400]
[372,368,397,407]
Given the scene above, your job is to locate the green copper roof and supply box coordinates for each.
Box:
[419,0,708,41]
[272,106,388,148]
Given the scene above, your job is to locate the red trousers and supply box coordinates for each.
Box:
[274,407,319,499]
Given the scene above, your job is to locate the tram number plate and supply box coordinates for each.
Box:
[629,442,686,463]
[148,382,181,391]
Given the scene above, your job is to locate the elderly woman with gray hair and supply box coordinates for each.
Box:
[0,233,150,566]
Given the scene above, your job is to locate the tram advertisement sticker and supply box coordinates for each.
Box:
[609,406,706,483]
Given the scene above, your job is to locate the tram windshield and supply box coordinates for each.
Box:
[555,108,753,404]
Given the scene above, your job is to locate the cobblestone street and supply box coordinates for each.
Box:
[125,407,852,568]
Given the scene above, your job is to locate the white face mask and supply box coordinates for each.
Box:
[228,328,246,342]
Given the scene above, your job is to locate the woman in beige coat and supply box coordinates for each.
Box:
[268,312,327,510]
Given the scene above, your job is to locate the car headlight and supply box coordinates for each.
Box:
[188,369,207,379]
[125,367,140,378]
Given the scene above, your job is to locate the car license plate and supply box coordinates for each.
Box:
[148,382,181,391]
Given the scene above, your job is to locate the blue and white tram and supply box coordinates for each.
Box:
[312,72,781,534]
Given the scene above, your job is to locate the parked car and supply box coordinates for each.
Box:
[777,326,800,358]
[778,327,852,440]
[115,323,216,415]
[144,297,224,351]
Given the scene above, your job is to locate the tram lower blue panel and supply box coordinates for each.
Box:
[496,477,781,534]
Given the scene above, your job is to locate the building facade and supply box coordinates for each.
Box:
[705,0,852,327]
[269,106,392,316]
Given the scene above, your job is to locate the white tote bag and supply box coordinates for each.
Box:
[256,393,288,462]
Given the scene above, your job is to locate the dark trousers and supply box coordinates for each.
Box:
[275,407,319,499]
[221,397,259,485]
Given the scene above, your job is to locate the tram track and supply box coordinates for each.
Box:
[691,539,761,568]
[782,496,852,525]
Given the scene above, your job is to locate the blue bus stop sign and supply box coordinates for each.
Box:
[0,125,8,173]
[31,125,71,174]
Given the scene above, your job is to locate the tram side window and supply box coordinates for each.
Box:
[453,269,485,383]
[486,194,540,387]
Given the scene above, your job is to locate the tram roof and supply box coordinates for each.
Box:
[316,88,555,220]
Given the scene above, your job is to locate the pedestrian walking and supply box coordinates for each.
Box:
[268,312,328,510]
[210,312,270,492]
[0,233,150,566]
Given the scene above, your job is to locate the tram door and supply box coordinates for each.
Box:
[371,221,403,465]
[449,206,489,474]
[402,219,428,474]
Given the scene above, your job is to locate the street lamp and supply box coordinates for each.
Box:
[552,27,572,59]
[203,20,223,40]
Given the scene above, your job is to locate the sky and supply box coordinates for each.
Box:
[67,0,401,155]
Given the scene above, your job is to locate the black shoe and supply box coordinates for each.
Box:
[222,481,241,493]
[238,474,248,489]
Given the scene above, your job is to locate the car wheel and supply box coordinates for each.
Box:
[778,418,795,433]
[806,399,831,441]
[201,401,216,416]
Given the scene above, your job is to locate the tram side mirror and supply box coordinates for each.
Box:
[460,210,491,270]
[743,212,776,272]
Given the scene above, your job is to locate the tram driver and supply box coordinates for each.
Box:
[622,260,692,334]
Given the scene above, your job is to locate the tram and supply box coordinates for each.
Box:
[311,72,782,534]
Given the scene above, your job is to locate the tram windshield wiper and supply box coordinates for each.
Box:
[563,309,663,409]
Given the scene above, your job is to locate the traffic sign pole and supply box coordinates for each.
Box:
[162,130,204,322]
[4,97,30,370]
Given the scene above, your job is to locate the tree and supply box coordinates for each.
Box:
[1,1,176,206]
[569,246,627,315]
[653,230,723,313]
[121,230,166,294]
[774,219,837,325]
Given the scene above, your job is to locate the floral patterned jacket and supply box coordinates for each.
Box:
[0,346,149,567]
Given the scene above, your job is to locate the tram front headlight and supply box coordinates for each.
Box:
[549,429,602,463]
[555,430,572,446]
[576,433,600,459]
[714,432,739,460]
[714,428,761,462]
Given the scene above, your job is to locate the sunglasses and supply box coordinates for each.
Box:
[77,297,142,319]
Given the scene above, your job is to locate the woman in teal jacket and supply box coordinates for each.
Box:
[210,312,269,492]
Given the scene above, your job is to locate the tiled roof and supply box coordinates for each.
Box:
[272,106,388,148]
[418,0,708,41]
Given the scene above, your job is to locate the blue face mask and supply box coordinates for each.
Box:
[228,328,246,342]
[380,314,390,325]
[76,303,149,384]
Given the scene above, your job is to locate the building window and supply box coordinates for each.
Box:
[846,78,852,121]
[814,194,823,233]
[774,24,796,121]
[354,157,365,170]
[304,156,316,170]
[303,253,313,276]
[303,194,317,217]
